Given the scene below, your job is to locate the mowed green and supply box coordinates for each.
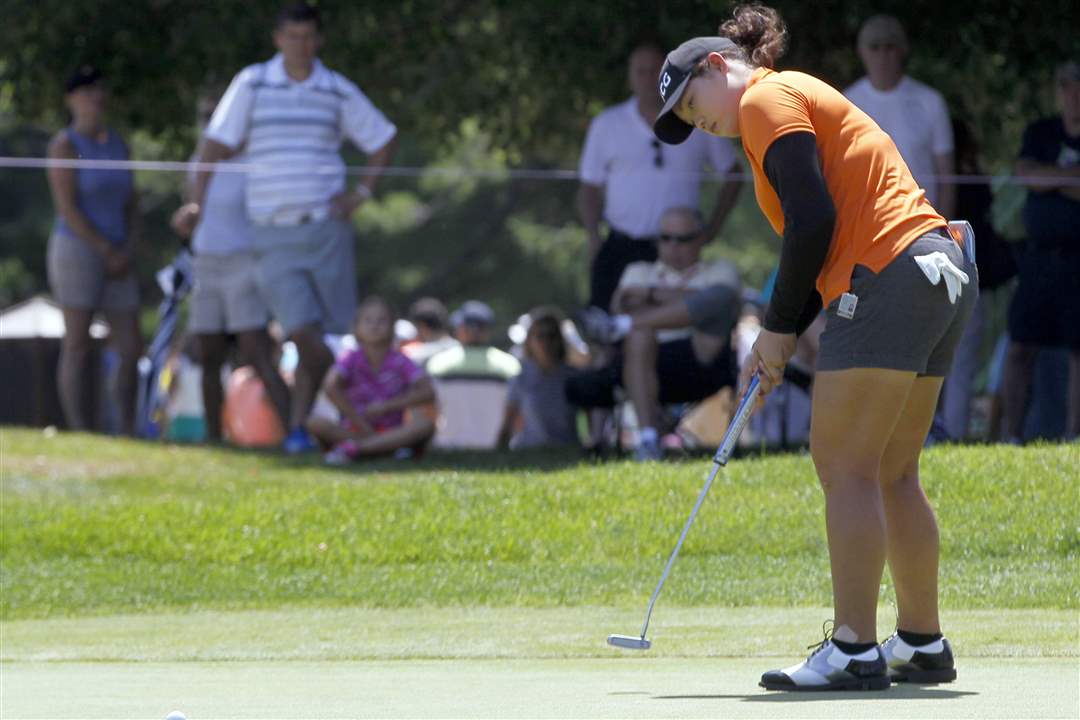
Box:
[3,657,1079,719]
[2,428,1077,618]
[2,607,1078,718]
[4,605,1079,718]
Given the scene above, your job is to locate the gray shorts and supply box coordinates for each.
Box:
[817,231,979,376]
[189,251,270,334]
[252,218,357,336]
[47,231,139,312]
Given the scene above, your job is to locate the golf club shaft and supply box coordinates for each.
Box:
[636,375,761,639]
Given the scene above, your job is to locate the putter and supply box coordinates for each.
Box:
[607,374,762,651]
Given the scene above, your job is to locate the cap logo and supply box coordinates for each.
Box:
[659,72,672,100]
[658,61,691,105]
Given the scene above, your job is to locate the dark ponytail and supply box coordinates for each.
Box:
[718,4,788,69]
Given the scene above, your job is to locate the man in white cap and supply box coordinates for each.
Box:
[426,301,521,449]
[844,15,955,220]
[426,301,521,381]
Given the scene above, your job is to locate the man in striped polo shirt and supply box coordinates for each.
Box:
[180,2,398,453]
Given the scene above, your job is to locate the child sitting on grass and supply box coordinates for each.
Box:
[498,311,580,449]
[306,296,436,464]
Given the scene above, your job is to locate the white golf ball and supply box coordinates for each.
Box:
[165,712,186,720]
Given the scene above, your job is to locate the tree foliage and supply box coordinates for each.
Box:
[4,0,1076,164]
[1,0,1077,315]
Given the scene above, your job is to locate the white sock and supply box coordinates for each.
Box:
[638,426,658,445]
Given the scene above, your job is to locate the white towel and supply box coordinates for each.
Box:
[914,252,969,304]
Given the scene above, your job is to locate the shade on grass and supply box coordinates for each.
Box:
[1,429,1077,618]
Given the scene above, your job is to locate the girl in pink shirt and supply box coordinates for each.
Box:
[306,296,436,463]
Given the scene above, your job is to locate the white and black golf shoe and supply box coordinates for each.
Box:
[760,636,890,692]
[881,632,957,684]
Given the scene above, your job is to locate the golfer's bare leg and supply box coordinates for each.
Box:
[878,375,945,635]
[810,368,915,643]
[288,324,333,430]
[623,328,661,430]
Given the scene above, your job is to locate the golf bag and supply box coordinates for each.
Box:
[135,250,194,438]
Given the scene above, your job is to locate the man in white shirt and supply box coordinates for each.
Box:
[568,207,742,461]
[175,2,398,453]
[578,41,742,314]
[844,15,955,218]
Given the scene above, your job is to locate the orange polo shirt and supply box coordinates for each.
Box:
[739,68,947,307]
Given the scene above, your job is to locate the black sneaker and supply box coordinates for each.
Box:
[760,631,890,692]
[881,632,957,683]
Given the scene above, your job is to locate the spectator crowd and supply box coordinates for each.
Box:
[40,3,1080,462]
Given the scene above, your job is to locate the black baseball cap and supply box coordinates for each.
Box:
[654,37,738,145]
[64,65,103,93]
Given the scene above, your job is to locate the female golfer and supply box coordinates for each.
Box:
[654,4,976,691]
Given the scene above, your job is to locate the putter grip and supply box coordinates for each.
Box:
[713,374,761,466]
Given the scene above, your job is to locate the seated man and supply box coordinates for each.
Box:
[427,300,522,448]
[570,206,742,460]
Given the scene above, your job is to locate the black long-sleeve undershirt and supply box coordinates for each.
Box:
[761,132,835,336]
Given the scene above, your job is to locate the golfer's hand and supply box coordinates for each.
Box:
[740,329,797,403]
[170,203,201,238]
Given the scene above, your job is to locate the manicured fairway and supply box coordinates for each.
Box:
[2,606,1077,718]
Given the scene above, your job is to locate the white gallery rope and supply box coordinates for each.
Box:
[1,156,1076,186]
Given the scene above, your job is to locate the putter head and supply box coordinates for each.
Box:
[607,634,651,650]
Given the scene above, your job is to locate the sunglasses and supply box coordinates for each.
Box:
[658,232,698,244]
[651,138,663,168]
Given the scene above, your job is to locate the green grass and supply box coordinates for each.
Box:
[1,428,1077,619]
[4,606,1077,661]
